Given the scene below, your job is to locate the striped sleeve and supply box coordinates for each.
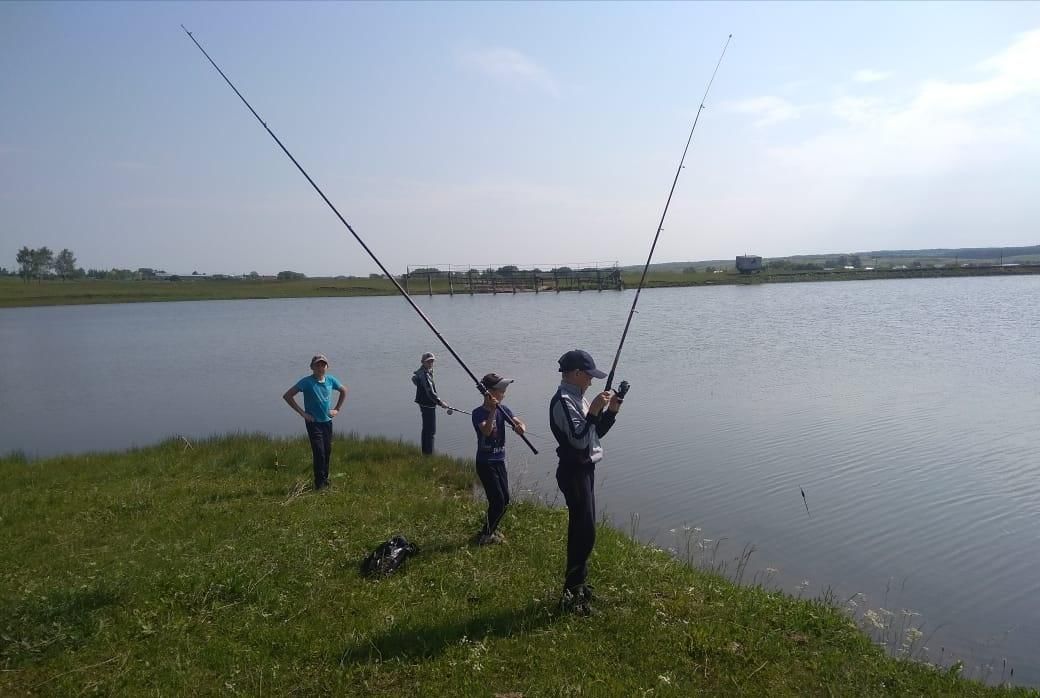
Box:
[551,393,596,450]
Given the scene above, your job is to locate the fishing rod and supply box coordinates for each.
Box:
[604,34,732,392]
[441,403,553,443]
[182,26,538,454]
[442,404,471,416]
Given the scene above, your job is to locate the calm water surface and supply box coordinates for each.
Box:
[2,276,1038,683]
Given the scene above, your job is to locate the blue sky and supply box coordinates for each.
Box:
[2,1,1038,276]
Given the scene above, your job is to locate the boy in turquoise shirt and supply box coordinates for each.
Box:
[282,354,348,490]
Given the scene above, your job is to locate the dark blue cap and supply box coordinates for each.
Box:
[558,349,607,378]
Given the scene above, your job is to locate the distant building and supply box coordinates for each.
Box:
[735,255,762,274]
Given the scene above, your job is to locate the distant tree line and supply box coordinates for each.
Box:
[9,247,317,282]
[15,246,82,281]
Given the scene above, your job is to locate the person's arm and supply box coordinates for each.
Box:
[551,395,597,449]
[419,372,438,405]
[330,384,348,417]
[429,375,448,408]
[594,392,621,437]
[478,395,499,436]
[504,405,525,435]
[282,386,313,422]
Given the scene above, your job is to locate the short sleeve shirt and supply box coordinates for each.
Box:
[295,374,342,422]
[471,404,516,465]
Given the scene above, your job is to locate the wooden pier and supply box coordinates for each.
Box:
[402,265,624,295]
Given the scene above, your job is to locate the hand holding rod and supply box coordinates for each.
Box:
[182,26,537,454]
[605,34,732,391]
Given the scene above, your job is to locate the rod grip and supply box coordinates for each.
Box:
[517,431,539,455]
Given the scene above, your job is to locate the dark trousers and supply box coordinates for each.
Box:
[556,465,596,591]
[419,405,437,455]
[476,461,510,535]
[305,420,333,488]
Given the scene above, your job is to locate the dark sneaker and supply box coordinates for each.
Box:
[476,532,505,546]
[559,588,593,616]
[578,584,603,602]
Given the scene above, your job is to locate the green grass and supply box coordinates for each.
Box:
[1,435,1035,696]
[0,276,402,307]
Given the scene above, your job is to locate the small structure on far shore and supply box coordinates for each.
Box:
[735,255,763,274]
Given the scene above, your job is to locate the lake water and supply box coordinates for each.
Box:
[2,275,1038,684]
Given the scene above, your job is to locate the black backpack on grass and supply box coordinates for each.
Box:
[360,535,418,577]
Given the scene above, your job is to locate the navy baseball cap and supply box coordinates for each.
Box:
[558,349,607,378]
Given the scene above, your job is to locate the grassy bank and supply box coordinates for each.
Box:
[1,435,1034,696]
[4,264,1039,308]
[0,276,399,308]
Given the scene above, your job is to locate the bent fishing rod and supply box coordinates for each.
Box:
[604,34,732,393]
[182,26,537,454]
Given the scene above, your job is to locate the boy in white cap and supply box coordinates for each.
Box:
[471,373,526,544]
[412,352,447,455]
[282,354,348,490]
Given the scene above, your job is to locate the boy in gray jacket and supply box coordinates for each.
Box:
[412,352,447,455]
[548,349,622,613]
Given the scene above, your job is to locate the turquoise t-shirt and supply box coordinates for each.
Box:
[294,374,342,422]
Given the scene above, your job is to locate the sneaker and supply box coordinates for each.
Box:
[476,532,505,546]
[578,584,601,602]
[559,588,592,616]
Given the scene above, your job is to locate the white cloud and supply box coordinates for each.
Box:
[770,28,1040,177]
[459,47,560,96]
[727,96,800,127]
[852,69,892,83]
[906,28,1040,117]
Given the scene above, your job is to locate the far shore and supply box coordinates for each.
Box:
[2,264,1039,308]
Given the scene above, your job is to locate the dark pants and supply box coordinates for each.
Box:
[556,465,596,591]
[476,461,510,535]
[419,405,437,455]
[305,420,333,488]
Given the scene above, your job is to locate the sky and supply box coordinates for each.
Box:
[2,1,1039,276]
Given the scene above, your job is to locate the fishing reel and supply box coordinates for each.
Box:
[615,380,631,402]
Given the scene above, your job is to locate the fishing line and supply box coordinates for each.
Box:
[605,34,733,391]
[182,26,537,454]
